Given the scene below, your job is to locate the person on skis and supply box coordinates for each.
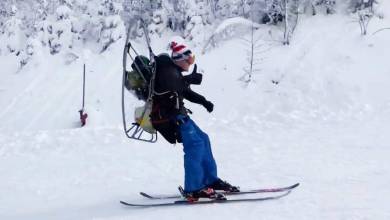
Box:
[150,41,239,201]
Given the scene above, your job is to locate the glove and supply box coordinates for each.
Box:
[184,64,203,85]
[203,100,214,113]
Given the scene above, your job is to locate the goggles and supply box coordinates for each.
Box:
[172,50,195,64]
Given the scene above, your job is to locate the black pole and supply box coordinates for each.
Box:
[82,64,86,109]
[79,63,88,127]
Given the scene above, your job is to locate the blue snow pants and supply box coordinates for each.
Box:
[176,115,218,193]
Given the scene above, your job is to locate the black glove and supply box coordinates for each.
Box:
[203,100,214,113]
[184,64,203,85]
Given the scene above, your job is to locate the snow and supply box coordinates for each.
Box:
[214,17,261,34]
[1,8,390,220]
[56,5,72,20]
[203,17,262,52]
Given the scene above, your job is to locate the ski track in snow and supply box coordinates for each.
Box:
[1,12,390,220]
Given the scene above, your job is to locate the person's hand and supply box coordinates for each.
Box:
[203,100,214,113]
[185,64,203,85]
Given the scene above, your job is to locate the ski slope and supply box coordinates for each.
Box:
[1,10,390,220]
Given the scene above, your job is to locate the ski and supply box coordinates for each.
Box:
[140,182,299,200]
[120,190,292,207]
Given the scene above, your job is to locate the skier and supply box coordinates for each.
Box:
[150,41,239,201]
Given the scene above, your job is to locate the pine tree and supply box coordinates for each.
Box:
[99,0,124,52]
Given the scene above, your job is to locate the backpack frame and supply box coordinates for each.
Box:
[121,20,158,143]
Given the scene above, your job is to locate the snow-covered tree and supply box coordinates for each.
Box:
[350,0,376,12]
[311,0,336,15]
[1,5,24,55]
[98,0,125,52]
[350,0,378,35]
[0,0,386,64]
[282,0,300,45]
[164,0,190,34]
[258,0,285,24]
[122,0,161,38]
[240,15,263,84]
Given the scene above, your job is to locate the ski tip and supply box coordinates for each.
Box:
[120,201,146,207]
[292,183,300,188]
[140,192,153,199]
[120,201,130,205]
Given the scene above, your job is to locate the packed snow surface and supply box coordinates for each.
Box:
[1,12,390,220]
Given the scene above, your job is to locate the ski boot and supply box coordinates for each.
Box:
[208,178,240,193]
[179,186,226,202]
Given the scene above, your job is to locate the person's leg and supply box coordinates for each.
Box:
[179,117,206,192]
[189,121,239,192]
[190,121,218,186]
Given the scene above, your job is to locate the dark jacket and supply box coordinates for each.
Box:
[150,53,208,144]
